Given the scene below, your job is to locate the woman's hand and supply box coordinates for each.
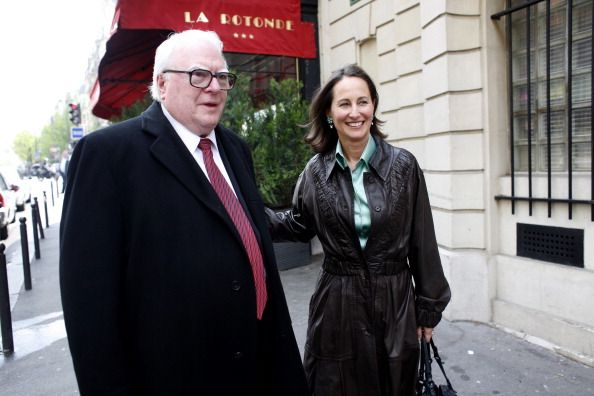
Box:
[417,326,433,342]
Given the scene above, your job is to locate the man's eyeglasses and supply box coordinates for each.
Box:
[162,68,237,90]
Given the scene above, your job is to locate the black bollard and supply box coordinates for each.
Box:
[43,191,49,228]
[19,218,32,291]
[50,179,55,205]
[0,243,14,355]
[31,202,41,259]
[33,198,44,240]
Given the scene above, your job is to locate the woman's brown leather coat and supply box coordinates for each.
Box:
[269,137,451,396]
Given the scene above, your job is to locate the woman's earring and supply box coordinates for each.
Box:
[326,116,334,129]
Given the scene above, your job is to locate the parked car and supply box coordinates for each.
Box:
[0,167,31,211]
[30,163,55,180]
[0,170,18,240]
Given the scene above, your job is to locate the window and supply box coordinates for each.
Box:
[225,53,297,106]
[511,0,592,172]
[493,0,593,220]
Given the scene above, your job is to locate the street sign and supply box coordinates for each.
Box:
[71,126,84,139]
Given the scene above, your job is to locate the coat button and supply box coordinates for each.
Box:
[234,351,243,359]
[374,206,381,212]
[231,280,241,291]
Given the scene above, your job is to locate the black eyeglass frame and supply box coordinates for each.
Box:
[162,68,237,90]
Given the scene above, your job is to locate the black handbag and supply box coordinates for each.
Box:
[416,339,458,396]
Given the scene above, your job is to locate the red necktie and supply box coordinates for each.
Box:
[198,138,267,319]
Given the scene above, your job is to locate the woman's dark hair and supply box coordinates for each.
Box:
[304,64,386,153]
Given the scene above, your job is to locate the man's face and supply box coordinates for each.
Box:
[158,42,228,136]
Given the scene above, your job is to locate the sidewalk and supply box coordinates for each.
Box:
[0,184,77,395]
[1,194,594,394]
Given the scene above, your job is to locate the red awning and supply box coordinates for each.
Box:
[91,0,317,119]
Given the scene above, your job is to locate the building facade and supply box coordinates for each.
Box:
[316,0,593,365]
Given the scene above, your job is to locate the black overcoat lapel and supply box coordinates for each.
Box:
[140,102,243,246]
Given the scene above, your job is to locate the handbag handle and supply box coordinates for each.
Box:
[417,339,430,395]
[429,339,455,391]
[420,339,435,384]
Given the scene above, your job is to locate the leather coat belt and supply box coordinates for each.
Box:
[323,256,408,276]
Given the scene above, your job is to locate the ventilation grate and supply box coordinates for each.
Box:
[517,223,584,268]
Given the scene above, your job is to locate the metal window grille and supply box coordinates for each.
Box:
[492,0,594,221]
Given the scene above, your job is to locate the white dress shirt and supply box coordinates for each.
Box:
[162,105,237,196]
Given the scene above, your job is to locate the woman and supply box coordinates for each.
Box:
[268,64,451,395]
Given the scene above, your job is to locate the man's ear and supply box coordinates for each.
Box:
[157,74,167,98]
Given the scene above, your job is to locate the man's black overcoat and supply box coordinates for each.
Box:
[60,102,308,395]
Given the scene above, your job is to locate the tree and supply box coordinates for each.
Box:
[12,131,37,162]
[222,76,312,207]
[38,107,71,162]
[222,72,257,137]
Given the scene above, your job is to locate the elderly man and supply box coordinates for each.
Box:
[60,29,309,396]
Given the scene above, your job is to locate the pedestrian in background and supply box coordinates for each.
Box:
[268,64,451,395]
[58,149,69,193]
[60,29,308,396]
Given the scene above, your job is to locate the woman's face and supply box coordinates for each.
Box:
[327,76,375,145]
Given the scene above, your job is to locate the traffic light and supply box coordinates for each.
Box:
[68,103,81,125]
